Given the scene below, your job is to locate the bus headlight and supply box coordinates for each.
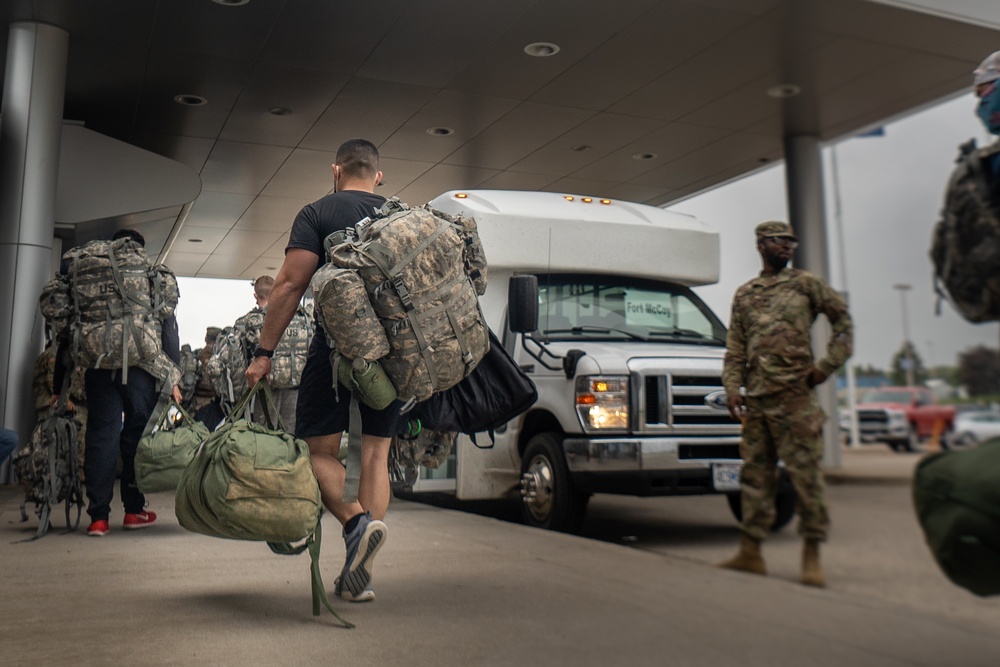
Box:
[576,376,629,430]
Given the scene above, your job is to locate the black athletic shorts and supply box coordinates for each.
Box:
[294,334,404,439]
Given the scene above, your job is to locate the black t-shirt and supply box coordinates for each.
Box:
[286,190,386,272]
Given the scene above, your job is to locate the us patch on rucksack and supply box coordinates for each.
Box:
[12,410,84,541]
[930,139,1000,322]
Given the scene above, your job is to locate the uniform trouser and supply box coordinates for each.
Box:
[739,387,830,542]
[83,368,157,521]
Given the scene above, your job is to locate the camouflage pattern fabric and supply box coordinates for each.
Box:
[204,327,247,407]
[42,238,180,383]
[329,202,489,403]
[311,265,390,362]
[930,138,1000,323]
[739,388,829,541]
[190,346,217,411]
[178,344,199,404]
[723,267,852,398]
[33,346,88,477]
[231,304,313,390]
[394,427,457,470]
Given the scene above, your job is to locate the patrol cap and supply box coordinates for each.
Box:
[973,51,1000,86]
[205,326,222,341]
[754,220,797,241]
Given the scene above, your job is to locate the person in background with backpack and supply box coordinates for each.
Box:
[238,275,311,432]
[52,229,183,537]
[245,138,398,603]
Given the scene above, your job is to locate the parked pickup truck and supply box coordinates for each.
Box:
[842,387,956,452]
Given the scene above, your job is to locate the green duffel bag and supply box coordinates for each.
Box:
[174,380,351,627]
[135,401,210,493]
[913,437,1000,597]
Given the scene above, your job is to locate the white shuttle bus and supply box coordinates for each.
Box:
[406,189,794,533]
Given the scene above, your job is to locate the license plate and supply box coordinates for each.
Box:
[712,463,741,492]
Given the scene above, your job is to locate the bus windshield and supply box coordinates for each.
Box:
[533,274,726,345]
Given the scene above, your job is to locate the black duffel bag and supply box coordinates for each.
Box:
[408,329,536,444]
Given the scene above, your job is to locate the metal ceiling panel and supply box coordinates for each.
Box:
[259,148,338,200]
[510,113,666,176]
[196,253,256,279]
[219,67,349,147]
[380,90,521,163]
[477,170,559,192]
[443,102,596,170]
[529,1,751,111]
[374,157,438,196]
[183,192,255,230]
[166,252,210,277]
[213,229,283,260]
[198,141,292,195]
[234,196,307,233]
[172,225,230,255]
[300,77,438,151]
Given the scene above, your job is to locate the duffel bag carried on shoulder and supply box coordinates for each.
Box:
[135,401,210,493]
[913,437,1000,596]
[174,380,351,626]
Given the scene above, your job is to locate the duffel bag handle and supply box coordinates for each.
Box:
[229,378,286,432]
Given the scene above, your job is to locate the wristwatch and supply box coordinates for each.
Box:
[252,346,274,359]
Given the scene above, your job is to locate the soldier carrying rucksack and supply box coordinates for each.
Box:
[39,229,183,538]
[931,50,1000,323]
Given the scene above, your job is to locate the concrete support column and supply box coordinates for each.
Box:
[0,22,68,468]
[784,134,841,469]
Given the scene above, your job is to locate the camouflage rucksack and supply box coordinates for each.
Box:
[931,139,1000,323]
[12,409,84,540]
[39,237,180,382]
[325,198,489,404]
[178,344,199,404]
[204,327,248,408]
[237,305,314,390]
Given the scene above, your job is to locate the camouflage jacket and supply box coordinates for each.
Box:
[723,268,853,398]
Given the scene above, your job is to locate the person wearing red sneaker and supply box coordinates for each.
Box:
[52,230,182,537]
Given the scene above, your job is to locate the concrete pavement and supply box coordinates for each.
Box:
[2,461,998,667]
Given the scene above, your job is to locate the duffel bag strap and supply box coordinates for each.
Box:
[267,520,354,628]
[343,396,363,503]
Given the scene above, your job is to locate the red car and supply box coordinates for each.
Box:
[849,387,956,453]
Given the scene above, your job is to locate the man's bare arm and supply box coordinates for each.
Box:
[246,248,317,387]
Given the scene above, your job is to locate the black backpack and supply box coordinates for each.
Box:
[930,139,1000,323]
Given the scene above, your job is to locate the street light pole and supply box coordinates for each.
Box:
[894,283,915,386]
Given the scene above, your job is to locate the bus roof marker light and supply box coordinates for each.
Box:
[582,197,593,203]
[455,193,468,199]
[600,199,611,205]
[564,196,574,202]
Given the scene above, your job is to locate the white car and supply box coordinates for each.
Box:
[953,411,1000,446]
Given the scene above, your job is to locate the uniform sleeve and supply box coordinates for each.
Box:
[722,295,747,396]
[811,278,853,377]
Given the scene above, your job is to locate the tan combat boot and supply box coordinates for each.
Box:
[801,538,825,588]
[717,534,767,575]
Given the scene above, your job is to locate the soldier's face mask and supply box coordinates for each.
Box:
[976,81,1000,134]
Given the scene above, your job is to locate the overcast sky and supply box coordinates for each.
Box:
[175,91,1000,371]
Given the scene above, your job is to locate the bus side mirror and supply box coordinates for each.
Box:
[508,274,538,333]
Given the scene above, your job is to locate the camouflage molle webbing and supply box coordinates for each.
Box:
[930,139,1000,323]
[328,201,489,403]
[311,264,390,362]
[269,305,313,390]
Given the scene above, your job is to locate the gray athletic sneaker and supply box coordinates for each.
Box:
[335,512,387,602]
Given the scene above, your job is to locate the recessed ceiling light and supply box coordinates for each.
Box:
[265,266,276,270]
[174,94,207,106]
[766,84,801,99]
[212,0,249,6]
[524,42,560,57]
[426,126,454,136]
[269,107,291,116]
[571,144,591,152]
[632,152,658,161]
[188,238,203,243]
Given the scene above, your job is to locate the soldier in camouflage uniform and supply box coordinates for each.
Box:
[188,327,221,413]
[238,275,310,432]
[719,221,853,588]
